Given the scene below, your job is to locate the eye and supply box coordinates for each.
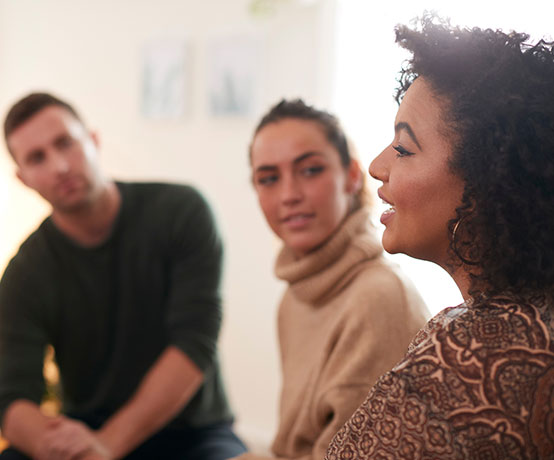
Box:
[256,174,278,186]
[26,150,45,165]
[393,145,414,158]
[301,165,324,177]
[54,135,74,150]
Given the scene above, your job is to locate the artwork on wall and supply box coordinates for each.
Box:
[141,38,190,119]
[206,35,261,117]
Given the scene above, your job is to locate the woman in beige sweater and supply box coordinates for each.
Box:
[239,99,430,460]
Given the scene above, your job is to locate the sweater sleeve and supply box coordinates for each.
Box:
[0,258,48,424]
[290,265,425,459]
[163,187,224,372]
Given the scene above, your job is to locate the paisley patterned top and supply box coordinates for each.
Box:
[325,293,554,459]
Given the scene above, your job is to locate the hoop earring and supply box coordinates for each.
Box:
[452,218,463,242]
[451,215,478,266]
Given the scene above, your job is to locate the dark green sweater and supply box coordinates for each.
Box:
[0,182,233,428]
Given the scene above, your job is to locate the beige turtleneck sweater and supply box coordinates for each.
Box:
[238,208,430,460]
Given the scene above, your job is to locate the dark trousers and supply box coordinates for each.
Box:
[0,420,247,460]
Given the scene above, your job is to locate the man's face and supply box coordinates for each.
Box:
[7,105,104,212]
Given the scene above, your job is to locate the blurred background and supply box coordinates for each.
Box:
[0,0,551,448]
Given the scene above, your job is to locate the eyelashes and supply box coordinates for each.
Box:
[393,145,414,157]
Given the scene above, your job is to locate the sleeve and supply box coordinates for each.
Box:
[324,302,541,460]
[164,187,224,372]
[0,258,48,424]
[305,266,428,460]
[324,370,460,460]
[232,378,374,460]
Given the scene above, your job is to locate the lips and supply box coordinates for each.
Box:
[377,188,396,225]
[56,176,83,195]
[281,212,315,229]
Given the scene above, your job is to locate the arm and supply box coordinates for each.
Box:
[3,348,203,460]
[0,255,52,457]
[97,188,224,458]
[2,400,52,457]
[2,401,111,460]
[96,346,203,459]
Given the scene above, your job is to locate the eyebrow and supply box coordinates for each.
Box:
[395,122,421,150]
[254,151,323,173]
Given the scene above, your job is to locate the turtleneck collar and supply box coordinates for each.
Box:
[275,207,382,304]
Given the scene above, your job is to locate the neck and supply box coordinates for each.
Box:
[52,181,121,247]
[451,266,472,302]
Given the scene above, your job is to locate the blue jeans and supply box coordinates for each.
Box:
[0,420,247,460]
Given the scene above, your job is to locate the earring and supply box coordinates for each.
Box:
[452,218,462,242]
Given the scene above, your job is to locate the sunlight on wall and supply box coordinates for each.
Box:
[333,0,553,314]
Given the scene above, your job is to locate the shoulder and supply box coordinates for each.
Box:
[119,181,208,208]
[118,182,217,231]
[399,294,554,377]
[440,294,554,353]
[388,295,554,458]
[0,220,54,314]
[343,256,428,317]
[1,219,52,279]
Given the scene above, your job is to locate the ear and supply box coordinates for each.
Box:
[90,130,100,149]
[345,158,363,195]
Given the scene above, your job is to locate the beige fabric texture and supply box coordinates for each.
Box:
[237,208,430,460]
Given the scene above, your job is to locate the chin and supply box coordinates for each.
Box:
[286,239,322,258]
[381,234,401,255]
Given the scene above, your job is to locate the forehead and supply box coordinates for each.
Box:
[251,118,336,167]
[395,78,449,145]
[8,106,82,156]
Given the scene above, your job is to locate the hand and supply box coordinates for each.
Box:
[35,416,112,460]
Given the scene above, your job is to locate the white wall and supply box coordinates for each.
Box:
[0,0,337,447]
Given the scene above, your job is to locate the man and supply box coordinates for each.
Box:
[0,93,246,460]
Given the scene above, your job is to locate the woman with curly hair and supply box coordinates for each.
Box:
[236,100,430,460]
[325,15,554,460]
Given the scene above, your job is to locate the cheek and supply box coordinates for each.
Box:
[310,175,349,211]
[257,191,279,225]
[392,172,463,229]
[23,171,46,189]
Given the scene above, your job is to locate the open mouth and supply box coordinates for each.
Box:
[381,200,396,214]
[378,189,395,211]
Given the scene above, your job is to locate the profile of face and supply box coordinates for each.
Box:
[251,118,361,257]
[8,105,104,213]
[369,78,465,267]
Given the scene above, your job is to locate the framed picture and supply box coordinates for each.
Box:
[207,35,261,117]
[141,38,190,119]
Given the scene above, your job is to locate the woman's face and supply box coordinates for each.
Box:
[251,118,360,257]
[369,78,465,267]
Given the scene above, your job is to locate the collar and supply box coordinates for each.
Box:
[275,207,382,304]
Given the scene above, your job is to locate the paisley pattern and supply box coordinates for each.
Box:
[325,294,554,459]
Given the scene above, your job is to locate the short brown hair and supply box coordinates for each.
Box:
[4,92,83,152]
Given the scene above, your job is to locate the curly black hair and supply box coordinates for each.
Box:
[395,14,554,296]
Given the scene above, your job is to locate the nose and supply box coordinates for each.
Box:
[281,174,302,206]
[51,152,70,175]
[369,146,390,183]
